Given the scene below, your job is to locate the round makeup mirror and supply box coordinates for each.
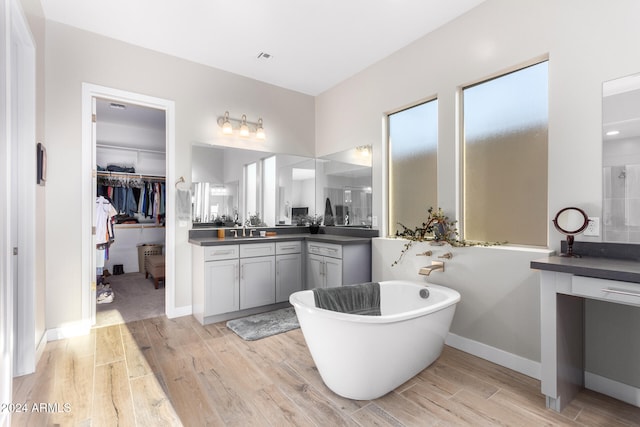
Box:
[552,207,589,257]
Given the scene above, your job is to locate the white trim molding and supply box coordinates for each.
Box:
[446,332,542,380]
[585,372,640,409]
[81,83,176,324]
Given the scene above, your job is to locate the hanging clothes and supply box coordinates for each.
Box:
[97,173,165,221]
[95,195,117,248]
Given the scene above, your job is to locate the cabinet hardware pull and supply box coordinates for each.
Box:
[601,288,640,298]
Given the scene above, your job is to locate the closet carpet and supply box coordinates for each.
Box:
[96,272,165,327]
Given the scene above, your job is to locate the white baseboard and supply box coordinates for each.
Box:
[167,304,192,319]
[46,320,92,341]
[35,330,47,362]
[585,372,640,408]
[445,333,541,380]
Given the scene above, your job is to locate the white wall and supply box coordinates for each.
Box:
[316,0,640,387]
[44,21,315,329]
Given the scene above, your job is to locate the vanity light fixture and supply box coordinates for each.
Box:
[606,130,620,136]
[221,111,233,135]
[239,115,250,137]
[256,118,266,140]
[217,111,265,139]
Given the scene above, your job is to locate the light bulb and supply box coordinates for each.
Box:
[239,114,249,137]
[256,118,265,140]
[222,111,233,134]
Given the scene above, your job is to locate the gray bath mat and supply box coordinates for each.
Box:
[226,307,300,341]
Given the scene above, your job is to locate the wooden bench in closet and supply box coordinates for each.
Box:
[145,254,165,289]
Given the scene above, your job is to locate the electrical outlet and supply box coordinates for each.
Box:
[584,217,600,236]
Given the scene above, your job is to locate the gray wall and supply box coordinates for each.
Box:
[316,0,640,386]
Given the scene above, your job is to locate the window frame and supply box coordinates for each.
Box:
[386,96,439,237]
[458,57,549,246]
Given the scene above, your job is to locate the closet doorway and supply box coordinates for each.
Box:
[94,98,166,326]
[82,84,176,327]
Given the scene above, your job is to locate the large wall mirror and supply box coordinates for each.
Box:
[316,146,373,227]
[192,144,315,227]
[192,144,372,228]
[602,72,640,242]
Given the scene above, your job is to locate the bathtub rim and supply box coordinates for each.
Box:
[290,280,460,324]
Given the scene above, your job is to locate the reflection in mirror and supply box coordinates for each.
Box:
[191,144,316,227]
[603,72,640,243]
[316,146,373,227]
[552,207,588,257]
[277,156,316,225]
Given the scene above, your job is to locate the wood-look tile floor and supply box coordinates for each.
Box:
[11,315,640,426]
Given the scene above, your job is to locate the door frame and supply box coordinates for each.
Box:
[10,0,36,378]
[81,84,177,324]
[2,0,37,423]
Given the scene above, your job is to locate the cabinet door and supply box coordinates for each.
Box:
[276,253,302,302]
[307,253,325,289]
[324,257,343,288]
[204,259,239,316]
[240,257,276,309]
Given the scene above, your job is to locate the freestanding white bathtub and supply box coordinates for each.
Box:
[289,280,460,400]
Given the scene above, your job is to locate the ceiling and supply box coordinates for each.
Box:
[603,73,640,143]
[40,0,485,96]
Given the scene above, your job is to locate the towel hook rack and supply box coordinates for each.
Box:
[175,176,187,189]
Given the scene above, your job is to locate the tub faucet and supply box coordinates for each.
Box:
[419,260,444,276]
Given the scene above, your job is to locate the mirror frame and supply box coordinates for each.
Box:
[552,207,589,257]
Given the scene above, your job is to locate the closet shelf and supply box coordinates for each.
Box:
[96,171,165,181]
[114,223,165,229]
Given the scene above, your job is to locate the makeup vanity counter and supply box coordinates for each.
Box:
[531,243,640,412]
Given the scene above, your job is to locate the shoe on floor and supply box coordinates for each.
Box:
[97,290,114,304]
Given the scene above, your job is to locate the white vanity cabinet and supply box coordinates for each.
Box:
[192,245,240,324]
[306,240,371,289]
[275,241,303,302]
[239,243,276,309]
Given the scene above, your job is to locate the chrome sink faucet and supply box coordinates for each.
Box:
[419,260,445,276]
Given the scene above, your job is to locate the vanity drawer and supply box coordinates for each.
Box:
[276,241,302,255]
[204,245,239,261]
[307,241,342,259]
[572,276,640,307]
[240,242,275,258]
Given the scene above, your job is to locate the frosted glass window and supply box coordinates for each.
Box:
[388,99,438,235]
[463,61,548,246]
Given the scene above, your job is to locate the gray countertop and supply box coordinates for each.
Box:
[531,255,640,284]
[189,233,372,247]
